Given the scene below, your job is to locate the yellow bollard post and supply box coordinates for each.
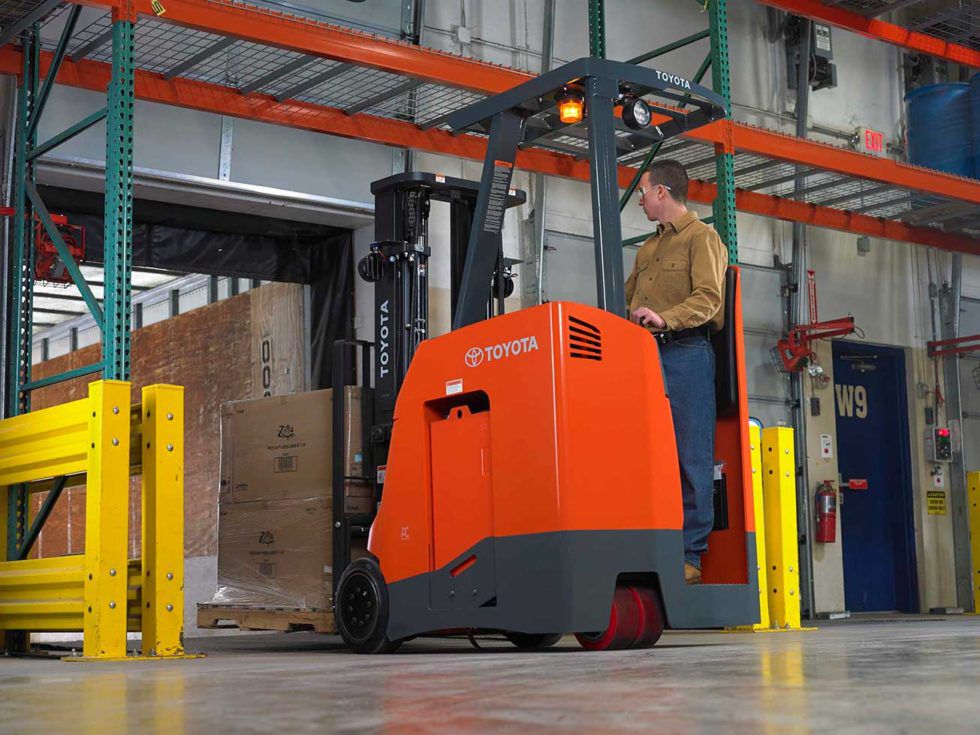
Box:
[140,384,189,657]
[750,425,771,630]
[968,471,980,612]
[1,481,8,649]
[0,485,7,564]
[729,425,773,633]
[761,426,802,630]
[82,380,132,659]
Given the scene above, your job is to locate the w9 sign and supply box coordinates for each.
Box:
[835,383,867,419]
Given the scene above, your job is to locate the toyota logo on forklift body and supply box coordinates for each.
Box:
[465,336,540,368]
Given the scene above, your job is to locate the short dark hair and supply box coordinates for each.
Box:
[644,160,689,204]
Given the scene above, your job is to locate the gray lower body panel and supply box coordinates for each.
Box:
[385,529,759,641]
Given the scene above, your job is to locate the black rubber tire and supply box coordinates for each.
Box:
[336,557,401,654]
[504,632,564,649]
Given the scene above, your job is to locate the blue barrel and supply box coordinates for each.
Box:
[971,73,980,178]
[905,83,973,178]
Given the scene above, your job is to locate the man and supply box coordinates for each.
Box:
[624,160,728,585]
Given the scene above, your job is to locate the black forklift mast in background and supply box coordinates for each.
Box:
[330,172,524,593]
[360,172,525,466]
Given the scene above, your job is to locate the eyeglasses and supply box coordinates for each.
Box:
[637,183,672,199]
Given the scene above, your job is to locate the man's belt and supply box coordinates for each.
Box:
[653,325,711,346]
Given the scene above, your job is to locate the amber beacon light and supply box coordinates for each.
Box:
[557,87,585,124]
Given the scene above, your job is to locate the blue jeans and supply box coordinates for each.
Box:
[658,335,716,569]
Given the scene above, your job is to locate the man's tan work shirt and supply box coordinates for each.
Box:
[624,210,728,333]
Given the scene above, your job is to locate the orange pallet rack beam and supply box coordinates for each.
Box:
[2,44,975,254]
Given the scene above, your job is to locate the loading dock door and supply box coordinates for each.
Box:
[833,341,917,612]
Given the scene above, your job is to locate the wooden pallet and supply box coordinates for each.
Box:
[197,604,337,634]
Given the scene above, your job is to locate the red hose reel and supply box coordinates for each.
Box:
[33,213,85,285]
[772,269,857,373]
[0,207,86,285]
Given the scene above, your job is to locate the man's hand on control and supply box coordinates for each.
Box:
[631,307,666,330]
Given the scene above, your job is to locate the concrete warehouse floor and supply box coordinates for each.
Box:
[1,617,978,733]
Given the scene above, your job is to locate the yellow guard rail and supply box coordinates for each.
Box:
[0,381,189,659]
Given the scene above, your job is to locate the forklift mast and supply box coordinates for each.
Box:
[358,172,525,502]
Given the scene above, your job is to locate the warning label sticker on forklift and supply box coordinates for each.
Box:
[446,379,463,395]
[927,490,947,515]
[482,160,513,234]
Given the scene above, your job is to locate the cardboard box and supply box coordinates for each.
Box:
[345,480,376,517]
[214,498,334,609]
[344,389,366,480]
[219,387,368,504]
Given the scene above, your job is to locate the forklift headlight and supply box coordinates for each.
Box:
[622,96,651,130]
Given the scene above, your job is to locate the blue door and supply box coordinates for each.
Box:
[832,341,917,612]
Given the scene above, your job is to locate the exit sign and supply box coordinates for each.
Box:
[858,127,886,157]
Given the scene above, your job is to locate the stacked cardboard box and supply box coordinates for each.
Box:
[213,387,373,610]
[216,499,333,609]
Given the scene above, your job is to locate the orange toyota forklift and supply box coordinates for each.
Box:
[334,58,758,653]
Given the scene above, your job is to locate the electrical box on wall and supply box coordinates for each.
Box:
[925,427,952,463]
[784,17,837,92]
[813,23,833,59]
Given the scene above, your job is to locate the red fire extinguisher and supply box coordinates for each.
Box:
[815,481,837,543]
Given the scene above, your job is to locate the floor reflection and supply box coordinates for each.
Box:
[1,620,978,734]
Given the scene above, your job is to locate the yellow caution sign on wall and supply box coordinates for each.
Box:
[927,490,947,516]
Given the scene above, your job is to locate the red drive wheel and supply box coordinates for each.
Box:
[632,587,665,648]
[575,586,643,651]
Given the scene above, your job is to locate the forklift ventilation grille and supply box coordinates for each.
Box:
[568,315,602,361]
